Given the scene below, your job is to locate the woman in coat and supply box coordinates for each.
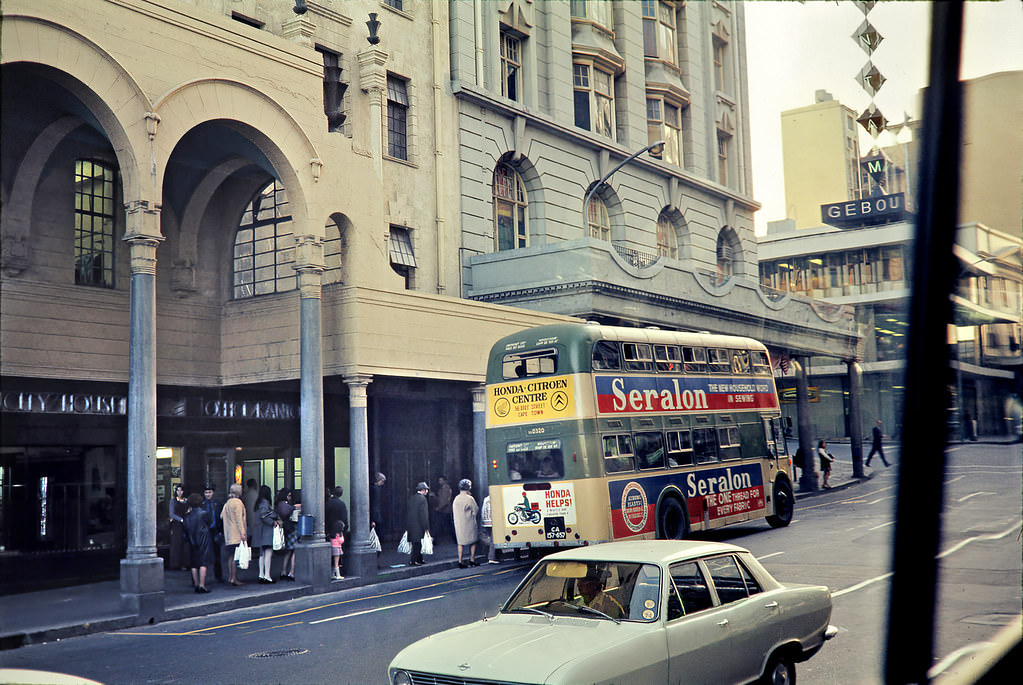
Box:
[183,493,214,593]
[452,479,479,568]
[168,483,188,570]
[220,482,248,586]
[251,485,280,584]
[275,487,297,581]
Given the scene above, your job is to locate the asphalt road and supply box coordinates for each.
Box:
[3,442,1019,685]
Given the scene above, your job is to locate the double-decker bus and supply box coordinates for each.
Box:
[485,322,794,551]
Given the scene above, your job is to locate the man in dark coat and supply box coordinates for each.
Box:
[406,482,430,566]
[866,419,891,467]
[200,484,224,582]
[183,493,214,593]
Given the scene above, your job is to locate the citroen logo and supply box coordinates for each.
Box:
[458,662,471,671]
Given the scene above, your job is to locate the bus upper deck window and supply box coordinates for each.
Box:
[751,350,771,375]
[655,345,682,372]
[592,341,621,370]
[503,349,557,379]
[708,348,730,374]
[731,350,751,374]
[623,343,654,372]
[692,427,719,464]
[682,347,707,373]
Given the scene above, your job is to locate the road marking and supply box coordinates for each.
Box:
[867,496,893,504]
[868,521,895,531]
[309,595,445,624]
[833,572,893,598]
[956,491,993,503]
[937,521,1021,559]
[944,475,966,485]
[757,552,784,560]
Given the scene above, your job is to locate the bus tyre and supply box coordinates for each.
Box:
[657,497,688,540]
[767,479,794,528]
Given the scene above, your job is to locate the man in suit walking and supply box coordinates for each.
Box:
[866,419,891,467]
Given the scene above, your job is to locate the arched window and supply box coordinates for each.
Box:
[586,195,611,242]
[656,213,678,259]
[716,228,740,282]
[232,181,295,298]
[323,220,343,285]
[493,163,528,251]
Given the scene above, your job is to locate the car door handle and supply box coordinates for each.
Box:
[717,619,729,626]
[764,601,779,609]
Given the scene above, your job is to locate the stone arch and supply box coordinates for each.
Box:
[658,205,691,261]
[153,79,323,238]
[323,212,353,286]
[1,16,151,208]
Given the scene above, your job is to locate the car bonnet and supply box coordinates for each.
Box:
[390,613,646,683]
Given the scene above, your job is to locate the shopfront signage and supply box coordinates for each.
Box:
[1,391,297,420]
[821,192,905,227]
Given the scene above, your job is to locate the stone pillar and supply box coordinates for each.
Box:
[472,385,488,500]
[293,236,331,588]
[793,358,819,491]
[345,375,375,577]
[847,361,867,478]
[120,201,165,620]
[358,47,389,180]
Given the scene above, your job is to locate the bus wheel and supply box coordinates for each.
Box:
[767,479,794,528]
[657,498,688,540]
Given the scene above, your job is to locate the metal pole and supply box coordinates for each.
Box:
[582,140,664,228]
[885,3,963,682]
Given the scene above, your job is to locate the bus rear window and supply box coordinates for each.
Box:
[503,349,557,379]
[506,444,564,481]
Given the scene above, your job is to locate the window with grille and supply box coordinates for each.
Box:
[500,31,522,101]
[587,195,610,241]
[387,75,409,160]
[493,163,528,251]
[232,181,295,298]
[74,160,117,288]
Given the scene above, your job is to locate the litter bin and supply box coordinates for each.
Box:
[297,514,314,538]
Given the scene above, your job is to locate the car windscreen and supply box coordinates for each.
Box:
[503,560,662,622]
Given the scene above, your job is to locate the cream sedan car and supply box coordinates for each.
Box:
[388,540,837,685]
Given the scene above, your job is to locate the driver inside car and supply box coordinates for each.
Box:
[574,572,625,619]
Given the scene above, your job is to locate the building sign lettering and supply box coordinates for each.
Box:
[1,391,296,420]
[821,192,905,227]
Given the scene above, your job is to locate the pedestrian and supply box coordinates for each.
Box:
[434,475,453,543]
[243,478,259,540]
[183,493,214,593]
[326,486,349,580]
[406,481,430,567]
[481,494,498,564]
[453,479,480,568]
[275,487,297,581]
[168,483,188,571]
[252,484,280,584]
[866,419,891,467]
[817,440,835,489]
[370,472,387,567]
[221,482,247,586]
[200,484,224,582]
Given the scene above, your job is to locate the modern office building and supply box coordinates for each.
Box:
[1,0,858,602]
[759,72,1023,441]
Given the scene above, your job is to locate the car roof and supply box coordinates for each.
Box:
[542,540,749,565]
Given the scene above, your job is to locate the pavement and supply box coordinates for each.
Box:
[2,435,1015,652]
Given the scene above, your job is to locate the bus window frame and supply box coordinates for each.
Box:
[682,346,707,373]
[731,349,751,374]
[707,348,730,374]
[654,344,682,372]
[623,342,655,372]
[666,429,694,467]
[750,350,771,376]
[634,431,666,470]
[602,433,636,473]
[503,348,558,380]
[592,340,621,370]
[692,427,719,464]
[717,425,741,461]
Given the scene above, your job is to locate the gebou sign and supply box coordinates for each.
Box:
[821,192,905,228]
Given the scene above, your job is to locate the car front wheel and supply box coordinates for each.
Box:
[760,654,796,685]
[766,479,794,528]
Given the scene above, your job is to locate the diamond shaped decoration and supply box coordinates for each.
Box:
[853,0,877,15]
[853,19,884,54]
[857,104,889,137]
[857,62,887,97]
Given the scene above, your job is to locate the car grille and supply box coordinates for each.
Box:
[404,672,535,685]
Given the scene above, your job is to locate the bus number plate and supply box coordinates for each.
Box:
[545,517,567,540]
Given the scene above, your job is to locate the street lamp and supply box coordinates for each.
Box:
[582,140,664,229]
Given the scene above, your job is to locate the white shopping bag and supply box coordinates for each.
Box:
[421,532,434,555]
[398,530,411,555]
[235,540,250,569]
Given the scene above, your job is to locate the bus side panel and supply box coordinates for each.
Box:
[607,462,768,536]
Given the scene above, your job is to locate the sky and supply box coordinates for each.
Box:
[743,0,1023,235]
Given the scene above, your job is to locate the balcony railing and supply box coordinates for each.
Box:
[611,242,660,268]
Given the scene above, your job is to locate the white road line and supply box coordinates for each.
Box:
[757,552,785,560]
[937,521,1021,559]
[943,475,966,485]
[833,572,893,598]
[956,491,993,503]
[867,497,891,504]
[868,521,895,531]
[309,595,445,624]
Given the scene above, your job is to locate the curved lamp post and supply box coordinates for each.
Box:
[582,140,664,229]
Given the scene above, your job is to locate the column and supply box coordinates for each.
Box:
[345,375,375,577]
[120,201,165,620]
[293,236,331,588]
[847,361,866,478]
[793,358,819,491]
[471,385,488,499]
[358,47,389,180]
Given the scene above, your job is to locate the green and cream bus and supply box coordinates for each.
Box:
[485,322,794,550]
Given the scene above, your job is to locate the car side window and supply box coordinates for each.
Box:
[667,561,714,620]
[736,556,763,596]
[704,555,752,605]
